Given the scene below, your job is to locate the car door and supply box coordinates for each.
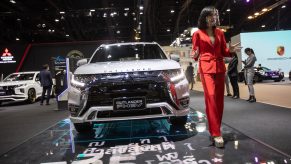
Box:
[34,73,43,97]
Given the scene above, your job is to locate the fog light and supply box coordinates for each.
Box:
[68,105,79,117]
[179,97,189,108]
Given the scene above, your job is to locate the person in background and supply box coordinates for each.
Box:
[192,6,240,148]
[242,48,257,103]
[228,53,240,99]
[224,57,232,97]
[185,62,195,90]
[39,64,53,105]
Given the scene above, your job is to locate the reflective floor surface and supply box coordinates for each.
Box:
[0,109,290,164]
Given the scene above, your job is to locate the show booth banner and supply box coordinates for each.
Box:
[234,30,291,76]
[0,44,28,79]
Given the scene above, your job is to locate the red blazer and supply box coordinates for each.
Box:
[192,28,231,74]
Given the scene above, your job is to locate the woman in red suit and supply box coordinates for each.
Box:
[192,6,239,148]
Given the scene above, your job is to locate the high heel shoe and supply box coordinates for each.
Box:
[213,136,224,148]
[246,96,251,101]
[249,96,256,103]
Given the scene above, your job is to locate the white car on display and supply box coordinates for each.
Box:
[68,42,190,133]
[0,71,46,105]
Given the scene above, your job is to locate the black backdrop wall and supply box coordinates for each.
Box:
[20,42,102,73]
[0,41,108,78]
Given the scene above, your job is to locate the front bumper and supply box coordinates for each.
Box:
[0,95,27,102]
[70,102,189,123]
[68,72,190,123]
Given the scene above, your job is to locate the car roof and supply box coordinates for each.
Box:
[12,71,39,74]
[100,42,158,47]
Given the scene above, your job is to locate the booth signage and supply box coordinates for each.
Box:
[0,48,16,63]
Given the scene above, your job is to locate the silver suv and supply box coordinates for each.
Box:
[68,42,190,133]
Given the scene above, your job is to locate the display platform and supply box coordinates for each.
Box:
[0,110,290,164]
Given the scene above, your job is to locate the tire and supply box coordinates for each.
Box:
[74,123,93,133]
[169,116,187,126]
[238,76,244,82]
[27,89,36,103]
[274,79,280,82]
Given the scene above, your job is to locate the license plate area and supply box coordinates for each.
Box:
[113,97,146,110]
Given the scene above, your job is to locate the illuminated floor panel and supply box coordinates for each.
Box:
[0,110,290,164]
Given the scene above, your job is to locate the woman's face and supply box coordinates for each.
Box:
[245,51,251,56]
[206,9,219,27]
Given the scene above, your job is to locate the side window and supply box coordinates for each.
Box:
[35,73,40,81]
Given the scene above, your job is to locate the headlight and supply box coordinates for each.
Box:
[161,69,186,84]
[71,75,86,88]
[15,84,27,88]
[258,70,265,75]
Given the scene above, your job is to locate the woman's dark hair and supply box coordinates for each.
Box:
[244,48,255,54]
[197,6,218,29]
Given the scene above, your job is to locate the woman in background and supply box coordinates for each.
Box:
[243,48,257,102]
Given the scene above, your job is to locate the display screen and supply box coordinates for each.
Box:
[240,30,291,75]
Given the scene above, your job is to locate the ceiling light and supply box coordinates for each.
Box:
[170,10,175,13]
[167,29,171,32]
[124,12,128,16]
[16,18,21,21]
[248,16,253,19]
[226,9,230,12]
[60,11,65,14]
[139,6,144,10]
[116,30,120,34]
[246,0,250,2]
[262,8,268,12]
[261,25,265,28]
[139,22,142,25]
[90,9,95,12]
[55,19,59,22]
[124,8,129,11]
[140,12,143,15]
[254,12,260,16]
[16,37,19,41]
[10,0,16,4]
[66,34,69,37]
[281,5,286,8]
[103,13,107,17]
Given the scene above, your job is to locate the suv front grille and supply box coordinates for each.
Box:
[0,86,16,95]
[79,71,170,116]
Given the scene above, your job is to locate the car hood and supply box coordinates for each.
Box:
[0,81,32,87]
[74,59,181,74]
[265,70,279,74]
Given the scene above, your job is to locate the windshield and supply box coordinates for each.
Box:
[4,73,34,82]
[89,44,167,63]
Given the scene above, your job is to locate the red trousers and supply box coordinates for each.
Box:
[200,73,225,136]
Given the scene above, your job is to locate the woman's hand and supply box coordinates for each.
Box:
[191,47,199,58]
[230,42,242,53]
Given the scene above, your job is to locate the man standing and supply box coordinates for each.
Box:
[185,62,195,90]
[39,64,53,105]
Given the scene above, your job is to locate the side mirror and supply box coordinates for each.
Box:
[170,54,180,62]
[77,59,87,67]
